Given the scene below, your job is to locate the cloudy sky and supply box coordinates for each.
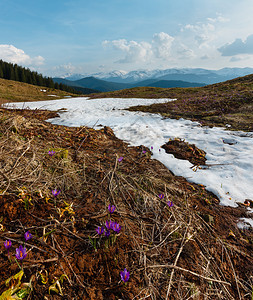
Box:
[1,0,253,76]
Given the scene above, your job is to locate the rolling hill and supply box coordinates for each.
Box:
[131,79,205,88]
[53,77,129,92]
[89,73,253,132]
[53,76,206,92]
[0,77,79,104]
[52,77,100,94]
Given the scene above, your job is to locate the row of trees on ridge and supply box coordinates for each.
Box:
[0,60,81,94]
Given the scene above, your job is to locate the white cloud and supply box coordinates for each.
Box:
[184,22,216,45]
[103,39,152,63]
[0,44,44,66]
[201,55,210,60]
[52,63,81,74]
[103,31,200,67]
[218,34,253,56]
[173,43,195,59]
[182,15,229,47]
[207,14,230,24]
[103,32,176,63]
[152,32,174,59]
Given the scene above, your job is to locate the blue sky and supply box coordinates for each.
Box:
[1,0,253,76]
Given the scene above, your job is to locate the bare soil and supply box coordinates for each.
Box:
[161,139,207,166]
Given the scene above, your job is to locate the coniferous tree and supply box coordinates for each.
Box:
[26,71,32,84]
[37,73,44,86]
[18,67,26,82]
[3,62,8,79]
[13,64,19,81]
[31,72,37,85]
[0,59,82,94]
[0,64,3,78]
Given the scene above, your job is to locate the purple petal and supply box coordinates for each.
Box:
[4,240,12,251]
[15,245,27,260]
[52,189,60,197]
[48,150,55,157]
[167,201,174,207]
[24,231,32,241]
[104,230,111,237]
[113,222,121,233]
[108,204,116,214]
[105,220,114,230]
[96,226,105,235]
[120,268,130,282]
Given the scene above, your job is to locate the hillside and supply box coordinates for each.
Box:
[90,73,253,132]
[131,79,206,88]
[52,77,100,94]
[0,59,82,95]
[54,76,206,93]
[53,77,129,92]
[0,78,82,105]
[0,107,252,299]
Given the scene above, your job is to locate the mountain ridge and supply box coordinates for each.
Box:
[61,67,253,84]
[53,76,206,92]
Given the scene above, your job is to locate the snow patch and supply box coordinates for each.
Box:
[6,97,253,219]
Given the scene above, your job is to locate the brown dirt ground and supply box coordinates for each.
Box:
[0,108,252,299]
[161,139,207,166]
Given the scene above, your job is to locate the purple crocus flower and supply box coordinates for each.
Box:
[167,201,174,207]
[150,146,153,150]
[96,226,105,235]
[108,204,116,214]
[105,220,114,230]
[118,156,123,162]
[48,150,55,157]
[4,240,12,251]
[112,222,121,234]
[142,150,147,154]
[159,193,164,199]
[52,189,60,197]
[24,231,32,241]
[120,268,130,282]
[104,230,111,238]
[15,245,27,260]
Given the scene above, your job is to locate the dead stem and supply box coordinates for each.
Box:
[166,217,192,299]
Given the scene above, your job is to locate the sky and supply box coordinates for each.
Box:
[1,0,253,76]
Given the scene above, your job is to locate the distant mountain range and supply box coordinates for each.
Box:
[53,77,129,93]
[53,76,205,93]
[54,67,253,93]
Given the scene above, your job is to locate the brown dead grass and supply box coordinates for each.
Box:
[0,108,252,299]
[0,78,78,103]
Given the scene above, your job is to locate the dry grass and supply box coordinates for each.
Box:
[0,78,78,103]
[0,109,252,299]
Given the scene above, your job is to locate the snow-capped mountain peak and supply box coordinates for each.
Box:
[60,67,253,84]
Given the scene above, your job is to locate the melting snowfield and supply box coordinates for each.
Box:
[7,97,253,218]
